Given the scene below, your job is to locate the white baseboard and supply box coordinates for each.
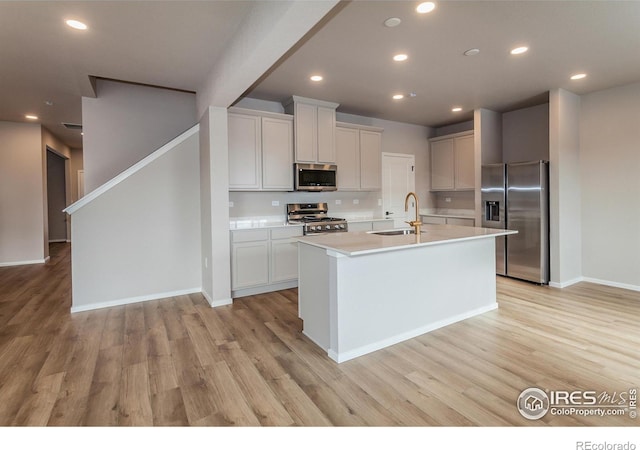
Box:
[71,287,202,313]
[201,290,233,308]
[549,276,640,293]
[0,257,48,267]
[232,280,298,298]
[549,277,583,288]
[582,277,640,293]
[327,303,499,363]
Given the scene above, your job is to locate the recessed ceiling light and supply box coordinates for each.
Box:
[451,107,463,112]
[416,2,436,14]
[310,75,323,82]
[44,100,54,106]
[392,94,404,100]
[570,73,587,80]
[65,19,88,30]
[464,48,480,56]
[510,46,528,55]
[384,17,402,28]
[25,114,39,120]
[393,54,408,62]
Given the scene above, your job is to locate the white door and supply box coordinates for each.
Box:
[382,153,415,228]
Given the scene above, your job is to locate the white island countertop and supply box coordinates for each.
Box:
[297,224,516,257]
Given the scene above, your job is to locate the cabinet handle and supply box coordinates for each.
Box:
[386,211,393,215]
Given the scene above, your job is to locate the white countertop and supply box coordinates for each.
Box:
[230,216,391,230]
[297,224,517,256]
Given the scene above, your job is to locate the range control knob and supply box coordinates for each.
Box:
[334,224,341,229]
[325,225,331,230]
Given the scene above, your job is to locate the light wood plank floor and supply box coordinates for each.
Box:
[0,243,638,426]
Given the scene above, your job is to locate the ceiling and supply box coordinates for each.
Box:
[0,1,253,149]
[2,1,640,150]
[248,0,640,127]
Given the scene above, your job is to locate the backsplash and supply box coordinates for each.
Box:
[229,191,383,220]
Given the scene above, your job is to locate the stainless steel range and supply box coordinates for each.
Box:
[286,203,348,235]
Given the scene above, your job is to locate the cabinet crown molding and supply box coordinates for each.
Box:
[228,106,293,122]
[283,95,340,110]
[336,121,384,133]
[429,130,474,142]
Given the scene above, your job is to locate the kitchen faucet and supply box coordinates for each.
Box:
[404,192,422,235]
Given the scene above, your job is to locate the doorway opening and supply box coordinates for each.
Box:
[46,148,68,246]
[382,153,416,228]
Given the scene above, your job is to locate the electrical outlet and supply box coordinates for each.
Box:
[445,197,452,203]
[335,199,342,205]
[229,201,234,207]
[353,199,359,205]
[272,200,280,206]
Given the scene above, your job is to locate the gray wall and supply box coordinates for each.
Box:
[0,121,45,265]
[82,79,197,192]
[580,82,640,288]
[71,131,201,310]
[502,103,549,163]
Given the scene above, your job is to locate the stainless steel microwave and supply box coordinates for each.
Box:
[294,163,337,191]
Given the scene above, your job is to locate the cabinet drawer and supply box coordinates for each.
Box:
[270,227,303,240]
[231,229,269,243]
[347,221,372,232]
[421,216,446,225]
[371,220,393,231]
[447,217,475,227]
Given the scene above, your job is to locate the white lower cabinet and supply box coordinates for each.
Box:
[421,215,475,227]
[231,226,303,297]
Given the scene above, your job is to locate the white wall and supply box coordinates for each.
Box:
[82,79,196,192]
[0,121,46,265]
[549,88,582,287]
[580,82,640,289]
[502,103,549,163]
[70,132,201,311]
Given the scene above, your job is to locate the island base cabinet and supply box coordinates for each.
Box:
[298,238,498,363]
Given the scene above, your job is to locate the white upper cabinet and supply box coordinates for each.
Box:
[228,113,262,190]
[284,96,339,164]
[228,108,293,191]
[336,126,360,190]
[430,131,475,191]
[359,129,382,190]
[336,122,383,191]
[262,116,293,190]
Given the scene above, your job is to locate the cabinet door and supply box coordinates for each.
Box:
[430,139,455,191]
[316,106,336,163]
[336,127,360,190]
[232,241,269,289]
[262,117,293,190]
[454,134,475,190]
[294,102,317,163]
[359,130,382,190]
[229,113,261,190]
[270,239,299,283]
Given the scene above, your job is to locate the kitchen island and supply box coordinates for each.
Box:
[296,224,517,363]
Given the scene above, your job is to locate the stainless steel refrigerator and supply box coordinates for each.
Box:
[481,161,550,284]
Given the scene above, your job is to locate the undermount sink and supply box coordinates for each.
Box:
[368,229,425,236]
